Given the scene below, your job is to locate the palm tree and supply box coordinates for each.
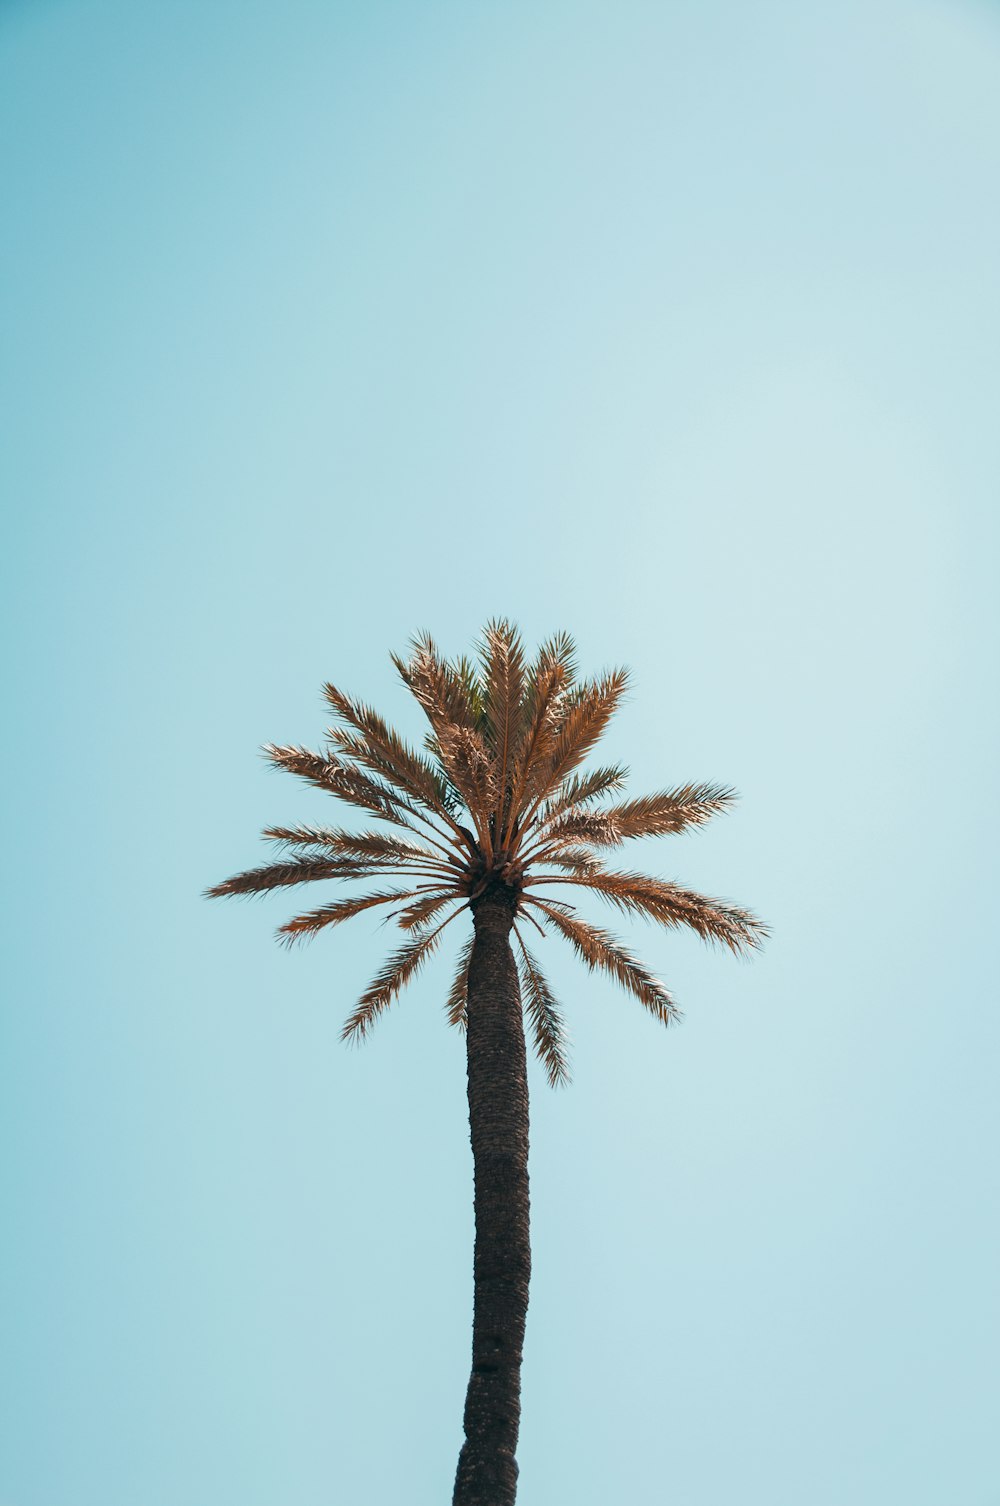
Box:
[207,622,766,1505]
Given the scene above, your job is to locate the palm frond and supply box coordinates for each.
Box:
[502,655,571,840]
[322,683,457,815]
[262,825,449,870]
[445,655,487,730]
[277,887,424,945]
[522,668,630,815]
[394,639,498,833]
[205,854,376,898]
[393,633,481,736]
[528,808,623,854]
[264,744,416,824]
[540,765,629,823]
[541,846,604,874]
[341,909,461,1042]
[534,630,578,687]
[595,783,738,840]
[479,618,527,827]
[527,898,680,1026]
[394,889,463,931]
[445,934,475,1029]
[513,928,570,1087]
[531,869,767,954]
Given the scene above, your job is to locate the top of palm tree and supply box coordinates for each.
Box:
[207,621,767,1085]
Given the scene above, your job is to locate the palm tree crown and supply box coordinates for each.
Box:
[208,621,767,1080]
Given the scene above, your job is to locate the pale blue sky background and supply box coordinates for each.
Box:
[2,2,998,1502]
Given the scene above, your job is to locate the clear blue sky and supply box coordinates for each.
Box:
[2,2,998,1502]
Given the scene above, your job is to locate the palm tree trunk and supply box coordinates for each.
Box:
[453,885,530,1506]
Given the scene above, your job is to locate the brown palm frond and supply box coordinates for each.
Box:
[210,622,767,1062]
[479,619,527,825]
[434,724,498,841]
[445,934,475,1029]
[394,889,463,931]
[521,668,630,818]
[526,898,680,1026]
[513,927,570,1087]
[445,655,487,731]
[533,629,579,687]
[502,654,572,842]
[594,783,738,840]
[277,887,425,946]
[322,680,451,801]
[524,783,737,862]
[262,825,452,870]
[264,744,415,824]
[540,764,629,823]
[394,638,499,835]
[205,854,377,899]
[393,633,483,738]
[326,724,481,859]
[264,743,472,864]
[530,869,766,954]
[341,908,462,1042]
[322,681,454,812]
[541,846,604,875]
[525,808,622,857]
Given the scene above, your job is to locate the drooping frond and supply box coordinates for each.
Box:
[341,909,461,1042]
[393,890,463,931]
[205,854,378,898]
[513,928,570,1087]
[529,869,766,954]
[446,934,475,1029]
[526,898,680,1026]
[277,888,425,945]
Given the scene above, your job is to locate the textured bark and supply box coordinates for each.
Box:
[453,884,530,1506]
